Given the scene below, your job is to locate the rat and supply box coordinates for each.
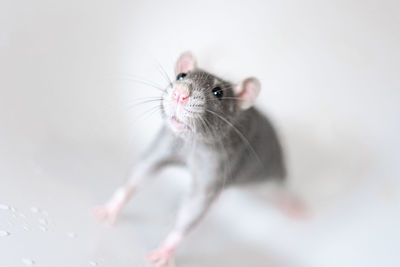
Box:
[94,51,305,267]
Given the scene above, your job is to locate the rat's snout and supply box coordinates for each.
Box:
[172,86,190,104]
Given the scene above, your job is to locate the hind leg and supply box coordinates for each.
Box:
[274,188,308,219]
[246,180,309,219]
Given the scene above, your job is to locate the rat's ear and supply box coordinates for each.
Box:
[175,51,197,75]
[234,77,261,110]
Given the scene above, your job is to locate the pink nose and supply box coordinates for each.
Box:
[172,87,189,104]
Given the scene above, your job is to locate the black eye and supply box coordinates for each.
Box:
[176,73,187,80]
[212,87,224,100]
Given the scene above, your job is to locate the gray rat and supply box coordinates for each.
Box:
[94,51,303,267]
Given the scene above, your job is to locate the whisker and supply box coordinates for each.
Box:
[111,74,168,93]
[153,59,173,86]
[204,109,263,168]
[125,98,163,111]
[127,104,162,127]
[206,97,247,102]
[200,116,232,191]
[182,108,203,118]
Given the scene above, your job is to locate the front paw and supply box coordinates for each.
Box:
[92,205,120,226]
[147,246,175,267]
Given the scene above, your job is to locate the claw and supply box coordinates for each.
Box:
[92,205,119,226]
[147,246,175,267]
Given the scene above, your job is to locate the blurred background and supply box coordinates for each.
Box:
[0,0,399,266]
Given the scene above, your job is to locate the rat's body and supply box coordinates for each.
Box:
[95,52,302,267]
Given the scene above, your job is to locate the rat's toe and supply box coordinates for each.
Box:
[147,247,175,267]
[93,206,109,220]
[277,197,309,219]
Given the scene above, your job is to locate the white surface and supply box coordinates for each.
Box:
[1,0,399,266]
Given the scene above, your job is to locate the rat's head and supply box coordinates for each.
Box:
[162,51,261,141]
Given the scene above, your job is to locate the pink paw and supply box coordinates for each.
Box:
[92,205,119,226]
[277,197,309,220]
[147,246,175,267]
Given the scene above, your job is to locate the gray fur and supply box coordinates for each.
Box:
[160,69,286,188]
[97,61,287,249]
[140,68,287,235]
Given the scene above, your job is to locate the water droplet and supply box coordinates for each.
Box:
[39,226,48,232]
[41,210,49,217]
[21,259,35,265]
[67,232,77,239]
[0,204,10,210]
[19,213,27,219]
[38,219,48,225]
[89,261,98,266]
[0,231,10,237]
[30,207,40,213]
[10,207,16,212]
[23,226,30,231]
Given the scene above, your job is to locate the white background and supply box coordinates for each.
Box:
[0,0,399,266]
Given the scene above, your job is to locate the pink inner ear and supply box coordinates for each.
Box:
[175,52,196,75]
[239,87,256,100]
[233,84,241,95]
[235,78,261,110]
